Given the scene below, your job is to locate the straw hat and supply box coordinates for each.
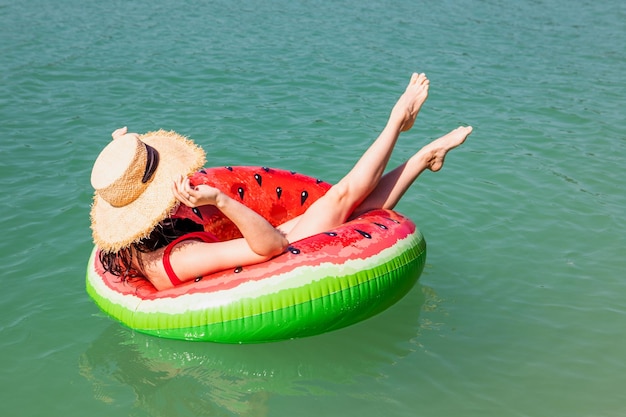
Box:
[90,130,206,252]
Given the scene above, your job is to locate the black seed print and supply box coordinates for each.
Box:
[192,207,203,219]
[276,187,282,199]
[386,217,400,224]
[316,179,323,184]
[254,173,262,186]
[234,266,243,273]
[288,246,301,254]
[300,190,308,205]
[374,222,387,230]
[290,171,296,175]
[200,169,207,174]
[225,166,233,171]
[238,187,244,199]
[356,229,372,239]
[324,232,338,237]
[195,277,203,282]
[262,167,270,172]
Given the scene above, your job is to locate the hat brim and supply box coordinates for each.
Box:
[90,130,206,253]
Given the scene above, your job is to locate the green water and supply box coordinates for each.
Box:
[2,0,625,416]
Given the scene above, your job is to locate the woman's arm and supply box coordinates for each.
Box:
[173,176,289,257]
[138,177,290,291]
[139,236,284,291]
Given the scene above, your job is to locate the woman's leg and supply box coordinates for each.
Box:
[350,126,473,217]
[282,73,430,242]
[279,125,473,237]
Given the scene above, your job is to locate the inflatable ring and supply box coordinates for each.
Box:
[86,166,426,343]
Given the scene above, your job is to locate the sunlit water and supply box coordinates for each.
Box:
[1,0,625,416]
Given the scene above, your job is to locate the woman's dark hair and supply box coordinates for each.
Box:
[99,217,203,280]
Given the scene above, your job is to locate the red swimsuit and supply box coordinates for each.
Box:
[162,231,219,286]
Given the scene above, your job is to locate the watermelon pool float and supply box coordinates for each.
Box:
[86,166,426,343]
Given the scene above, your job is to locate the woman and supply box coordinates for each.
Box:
[90,73,472,291]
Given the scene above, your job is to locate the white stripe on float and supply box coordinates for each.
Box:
[88,232,419,316]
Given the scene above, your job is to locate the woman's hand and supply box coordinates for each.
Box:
[172,175,289,258]
[172,175,220,207]
[111,126,140,141]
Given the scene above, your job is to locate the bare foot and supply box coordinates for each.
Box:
[417,126,473,172]
[390,72,430,132]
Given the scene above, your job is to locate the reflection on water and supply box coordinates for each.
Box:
[79,284,429,416]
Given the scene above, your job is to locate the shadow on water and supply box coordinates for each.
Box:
[79,284,427,416]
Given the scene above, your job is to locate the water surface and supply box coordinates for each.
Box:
[1,0,625,416]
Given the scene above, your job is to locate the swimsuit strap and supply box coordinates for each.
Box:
[162,231,219,286]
